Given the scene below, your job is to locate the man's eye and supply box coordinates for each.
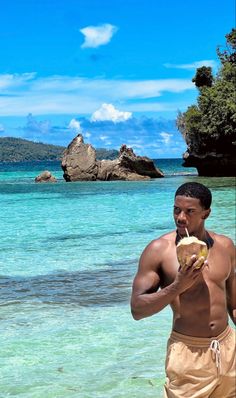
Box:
[174,208,180,214]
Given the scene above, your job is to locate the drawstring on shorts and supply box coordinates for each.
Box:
[210,339,221,375]
[170,326,232,377]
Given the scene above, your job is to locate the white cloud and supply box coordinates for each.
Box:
[25,113,51,134]
[160,132,172,144]
[4,112,186,158]
[68,118,83,134]
[80,23,118,48]
[0,124,5,132]
[91,103,132,123]
[84,131,91,138]
[127,143,143,150]
[99,135,112,145]
[0,73,195,116]
[164,60,217,70]
[0,73,36,90]
[68,120,91,139]
[99,135,109,141]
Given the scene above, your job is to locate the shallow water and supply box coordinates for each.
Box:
[0,160,235,397]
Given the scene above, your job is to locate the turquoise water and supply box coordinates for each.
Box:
[0,160,235,398]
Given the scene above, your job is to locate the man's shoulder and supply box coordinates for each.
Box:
[139,231,176,269]
[209,230,235,248]
[146,230,176,250]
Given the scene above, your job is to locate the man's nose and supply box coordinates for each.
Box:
[177,211,187,223]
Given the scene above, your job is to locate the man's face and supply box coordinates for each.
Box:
[173,195,210,236]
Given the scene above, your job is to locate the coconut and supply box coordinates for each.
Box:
[176,236,208,270]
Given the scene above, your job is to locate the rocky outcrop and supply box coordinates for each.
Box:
[61,135,164,181]
[97,145,164,181]
[182,150,236,177]
[35,170,57,183]
[61,135,98,181]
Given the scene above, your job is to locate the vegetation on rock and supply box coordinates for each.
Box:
[177,29,236,156]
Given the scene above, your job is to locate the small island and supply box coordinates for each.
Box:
[177,29,236,177]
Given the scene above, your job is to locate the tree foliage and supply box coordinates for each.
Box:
[192,66,214,88]
[177,29,236,155]
[217,28,236,64]
[0,137,65,162]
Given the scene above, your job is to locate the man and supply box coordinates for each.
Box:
[131,182,235,397]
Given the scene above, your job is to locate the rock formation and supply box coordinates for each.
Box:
[61,135,164,181]
[182,150,236,177]
[61,135,98,181]
[35,170,57,183]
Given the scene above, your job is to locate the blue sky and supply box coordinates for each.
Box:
[0,0,234,158]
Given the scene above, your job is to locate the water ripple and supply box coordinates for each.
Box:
[45,224,171,243]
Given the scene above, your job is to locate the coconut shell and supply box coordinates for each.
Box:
[176,236,208,270]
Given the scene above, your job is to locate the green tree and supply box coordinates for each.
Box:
[192,66,214,88]
[217,28,236,64]
[177,29,236,156]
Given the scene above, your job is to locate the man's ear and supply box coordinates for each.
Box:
[202,209,211,220]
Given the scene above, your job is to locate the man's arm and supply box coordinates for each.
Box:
[130,239,205,320]
[226,240,236,325]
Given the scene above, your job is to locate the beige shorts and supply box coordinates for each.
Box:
[164,325,236,398]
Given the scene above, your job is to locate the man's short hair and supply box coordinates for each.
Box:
[175,182,212,209]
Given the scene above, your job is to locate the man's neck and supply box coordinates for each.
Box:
[175,229,214,249]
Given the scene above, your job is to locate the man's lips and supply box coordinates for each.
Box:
[177,224,187,230]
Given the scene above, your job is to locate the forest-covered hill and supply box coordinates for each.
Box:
[0,137,119,162]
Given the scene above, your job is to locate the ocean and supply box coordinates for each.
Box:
[0,159,235,398]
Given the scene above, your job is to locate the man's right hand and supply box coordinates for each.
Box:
[175,255,208,293]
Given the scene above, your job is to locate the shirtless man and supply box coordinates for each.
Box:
[131,182,235,398]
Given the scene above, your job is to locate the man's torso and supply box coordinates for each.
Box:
[155,230,231,337]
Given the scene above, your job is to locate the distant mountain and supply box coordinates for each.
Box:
[0,137,64,162]
[96,148,119,160]
[0,137,119,162]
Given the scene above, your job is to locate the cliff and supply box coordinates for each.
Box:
[182,151,236,177]
[177,29,236,177]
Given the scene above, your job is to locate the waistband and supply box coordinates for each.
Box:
[169,325,233,347]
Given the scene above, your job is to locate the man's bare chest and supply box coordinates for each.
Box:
[159,247,230,288]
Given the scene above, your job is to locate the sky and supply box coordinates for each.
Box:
[0,0,234,158]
